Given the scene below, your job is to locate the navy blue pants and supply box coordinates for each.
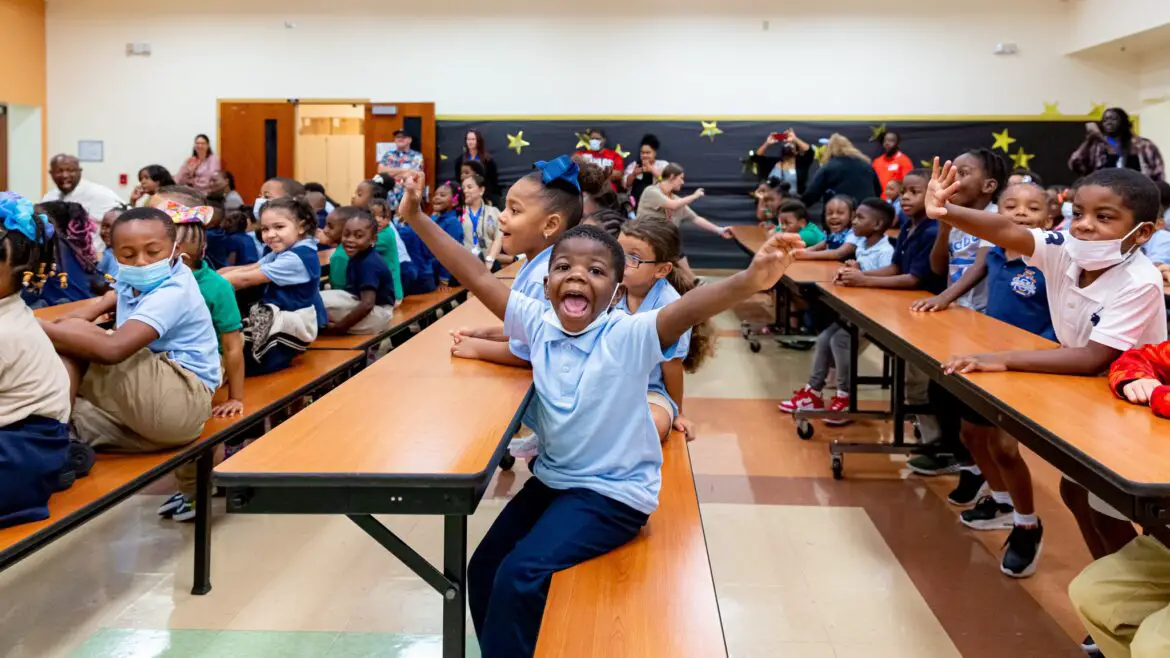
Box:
[468,477,648,658]
[0,415,69,528]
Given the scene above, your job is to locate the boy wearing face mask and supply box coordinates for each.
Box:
[574,128,625,191]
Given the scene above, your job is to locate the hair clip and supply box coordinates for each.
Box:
[57,272,68,289]
[161,200,213,225]
[533,156,581,192]
[0,191,40,242]
[21,271,32,288]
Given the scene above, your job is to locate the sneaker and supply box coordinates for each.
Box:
[509,434,540,459]
[960,495,1015,530]
[172,498,196,523]
[947,469,988,506]
[55,464,77,492]
[1081,635,1099,654]
[1001,521,1043,578]
[778,386,824,413]
[68,440,95,478]
[823,395,853,426]
[157,492,185,518]
[906,453,960,476]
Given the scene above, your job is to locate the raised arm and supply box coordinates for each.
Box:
[660,189,703,212]
[926,158,1034,256]
[657,232,803,347]
[400,173,510,319]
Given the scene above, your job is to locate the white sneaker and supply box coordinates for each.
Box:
[509,434,540,459]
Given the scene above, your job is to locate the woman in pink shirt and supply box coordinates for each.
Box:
[176,134,222,193]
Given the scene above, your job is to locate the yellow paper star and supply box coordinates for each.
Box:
[813,144,827,162]
[991,129,1016,152]
[1009,147,1035,170]
[439,153,449,161]
[1090,102,1107,119]
[614,144,630,160]
[1042,101,1061,116]
[699,121,723,141]
[920,160,933,168]
[870,123,888,142]
[507,131,530,155]
[574,132,591,150]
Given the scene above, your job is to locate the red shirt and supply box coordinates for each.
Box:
[1109,342,1170,418]
[576,149,625,190]
[873,151,914,192]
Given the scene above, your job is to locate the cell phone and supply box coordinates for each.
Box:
[770,132,788,141]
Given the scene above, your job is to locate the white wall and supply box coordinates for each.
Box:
[46,0,1142,194]
[1065,0,1170,55]
[7,104,42,199]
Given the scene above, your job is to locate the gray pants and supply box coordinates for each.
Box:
[808,323,853,393]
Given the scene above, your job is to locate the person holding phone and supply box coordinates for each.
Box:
[1069,107,1164,182]
[756,128,815,194]
[623,134,669,211]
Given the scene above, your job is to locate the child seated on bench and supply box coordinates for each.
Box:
[321,209,396,335]
[97,206,125,279]
[777,200,825,249]
[22,201,105,308]
[431,181,465,292]
[351,177,408,302]
[795,194,859,261]
[397,169,803,657]
[39,207,221,498]
[1110,341,1170,418]
[0,193,76,528]
[220,197,326,375]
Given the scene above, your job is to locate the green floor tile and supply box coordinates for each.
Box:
[197,630,340,657]
[69,628,220,658]
[327,633,480,658]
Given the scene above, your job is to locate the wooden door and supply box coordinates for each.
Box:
[0,105,8,191]
[364,102,436,187]
[218,102,296,201]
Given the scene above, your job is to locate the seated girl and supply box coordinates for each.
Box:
[22,201,106,307]
[431,181,464,290]
[321,209,396,335]
[796,194,863,261]
[220,197,326,375]
[0,193,75,528]
[130,165,176,208]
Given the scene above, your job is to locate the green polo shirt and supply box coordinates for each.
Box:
[191,261,242,352]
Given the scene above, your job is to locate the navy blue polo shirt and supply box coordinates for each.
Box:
[892,216,945,293]
[345,247,396,307]
[985,247,1056,341]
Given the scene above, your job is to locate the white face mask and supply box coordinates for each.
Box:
[588,139,602,151]
[1065,222,1150,271]
[1061,201,1073,221]
[544,284,621,337]
[253,197,266,219]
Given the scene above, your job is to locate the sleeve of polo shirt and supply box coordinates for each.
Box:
[674,203,698,225]
[639,187,665,214]
[206,275,243,334]
[611,309,678,374]
[259,250,310,286]
[1091,283,1165,352]
[903,234,936,282]
[126,283,186,339]
[504,292,543,347]
[1022,228,1068,276]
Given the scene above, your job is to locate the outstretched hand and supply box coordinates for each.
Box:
[746,232,804,289]
[925,157,962,220]
[401,171,426,219]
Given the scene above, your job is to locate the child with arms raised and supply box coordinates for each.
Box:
[321,209,396,334]
[397,170,803,657]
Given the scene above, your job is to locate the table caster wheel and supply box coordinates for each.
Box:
[500,452,516,471]
[741,325,751,339]
[831,455,844,480]
[749,340,761,353]
[796,419,814,440]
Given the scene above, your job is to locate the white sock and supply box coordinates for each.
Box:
[1013,512,1038,527]
[960,465,981,475]
[991,490,1013,506]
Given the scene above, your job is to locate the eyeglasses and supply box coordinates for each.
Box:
[625,253,667,268]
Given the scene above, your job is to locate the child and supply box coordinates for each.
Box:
[796,195,859,260]
[220,197,326,375]
[130,165,177,208]
[207,208,259,269]
[397,170,803,657]
[22,201,104,307]
[912,149,1006,313]
[368,198,406,303]
[39,206,221,518]
[0,193,75,528]
[618,217,715,441]
[97,206,125,279]
[1069,535,1170,658]
[780,199,895,417]
[431,181,465,290]
[352,177,415,299]
[1142,180,1170,264]
[777,199,826,248]
[1110,341,1170,417]
[582,208,626,238]
[884,178,903,204]
[928,162,1165,595]
[321,209,396,334]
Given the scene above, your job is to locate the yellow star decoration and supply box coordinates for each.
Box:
[920,160,934,168]
[1042,101,1061,116]
[574,132,591,150]
[507,131,530,155]
[1090,102,1107,120]
[1010,147,1035,170]
[870,123,887,142]
[699,121,723,141]
[439,153,448,161]
[991,129,1016,152]
[813,144,827,162]
[614,144,631,160]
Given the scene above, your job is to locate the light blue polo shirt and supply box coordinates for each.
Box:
[115,263,222,391]
[258,238,315,285]
[616,278,689,415]
[508,246,552,360]
[505,292,676,515]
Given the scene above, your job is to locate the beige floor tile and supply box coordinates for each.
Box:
[734,641,837,658]
[719,583,829,648]
[687,337,811,400]
[831,639,963,658]
[701,505,806,589]
[812,589,957,650]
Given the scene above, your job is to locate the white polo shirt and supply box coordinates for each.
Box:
[1024,228,1167,351]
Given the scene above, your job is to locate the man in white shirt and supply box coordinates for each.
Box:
[41,154,124,249]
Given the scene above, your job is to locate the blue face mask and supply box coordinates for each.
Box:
[116,246,176,293]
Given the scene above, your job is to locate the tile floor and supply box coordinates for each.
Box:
[0,292,1091,657]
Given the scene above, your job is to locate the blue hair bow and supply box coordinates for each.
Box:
[0,192,41,242]
[533,155,581,192]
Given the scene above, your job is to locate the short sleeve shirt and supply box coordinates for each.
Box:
[855,236,895,272]
[344,248,396,307]
[616,278,689,415]
[0,294,71,426]
[1024,229,1167,350]
[192,262,243,345]
[893,218,946,293]
[377,148,424,208]
[985,247,1056,341]
[636,185,697,226]
[259,247,311,285]
[948,227,992,312]
[508,246,552,360]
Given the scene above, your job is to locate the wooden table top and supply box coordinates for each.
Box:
[730,225,767,255]
[318,248,334,267]
[495,260,521,280]
[818,283,1170,490]
[785,260,844,284]
[32,297,105,322]
[215,301,532,482]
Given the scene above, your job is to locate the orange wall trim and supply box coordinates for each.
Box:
[0,0,47,193]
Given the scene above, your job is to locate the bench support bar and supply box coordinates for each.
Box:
[192,451,213,595]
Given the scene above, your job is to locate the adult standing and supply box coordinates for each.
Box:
[756,128,815,194]
[872,130,914,193]
[575,128,624,190]
[801,134,882,209]
[623,134,668,211]
[453,129,501,207]
[1069,107,1165,182]
[176,134,222,193]
[637,163,732,282]
[377,129,425,210]
[41,154,123,250]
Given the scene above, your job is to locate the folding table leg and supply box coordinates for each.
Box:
[443,515,468,658]
[191,451,214,595]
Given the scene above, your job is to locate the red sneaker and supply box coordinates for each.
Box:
[779,386,824,413]
[824,395,853,426]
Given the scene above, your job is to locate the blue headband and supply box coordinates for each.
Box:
[0,192,42,243]
[533,156,581,192]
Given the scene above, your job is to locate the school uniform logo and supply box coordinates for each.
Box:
[1091,309,1101,326]
[1010,269,1039,298]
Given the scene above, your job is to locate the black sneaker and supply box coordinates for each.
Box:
[1081,635,1099,655]
[947,469,987,506]
[55,464,77,492]
[959,495,1014,530]
[68,440,95,478]
[1001,521,1043,578]
[907,453,959,476]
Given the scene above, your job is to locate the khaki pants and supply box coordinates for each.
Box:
[321,289,394,335]
[72,348,213,495]
[1070,535,1170,658]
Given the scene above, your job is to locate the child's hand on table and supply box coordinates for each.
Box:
[1121,378,1162,406]
[943,353,1009,375]
[673,414,696,442]
[910,295,951,312]
[925,157,962,220]
[450,334,486,360]
[212,399,244,418]
[835,267,866,287]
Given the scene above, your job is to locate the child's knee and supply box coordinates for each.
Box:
[649,404,671,442]
[492,552,545,591]
[989,431,1021,463]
